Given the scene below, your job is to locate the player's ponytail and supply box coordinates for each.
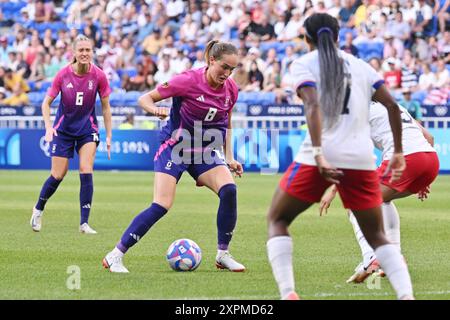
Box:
[304,13,345,129]
[72,34,93,64]
[204,40,238,66]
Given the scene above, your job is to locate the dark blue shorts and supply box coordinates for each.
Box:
[154,141,226,183]
[50,131,100,158]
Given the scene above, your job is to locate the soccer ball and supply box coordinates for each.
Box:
[166,239,202,271]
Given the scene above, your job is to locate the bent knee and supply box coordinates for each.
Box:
[51,171,67,181]
[218,183,237,198]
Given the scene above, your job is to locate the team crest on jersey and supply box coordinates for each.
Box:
[161,82,169,88]
[88,80,94,90]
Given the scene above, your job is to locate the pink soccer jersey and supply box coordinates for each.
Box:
[156,66,238,146]
[48,63,111,137]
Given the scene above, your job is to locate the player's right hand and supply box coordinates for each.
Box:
[44,127,57,142]
[384,152,405,183]
[315,155,343,184]
[154,107,170,120]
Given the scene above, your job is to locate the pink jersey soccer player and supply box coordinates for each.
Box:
[103,40,246,273]
[30,35,112,234]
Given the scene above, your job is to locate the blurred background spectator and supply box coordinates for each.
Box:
[0,0,447,111]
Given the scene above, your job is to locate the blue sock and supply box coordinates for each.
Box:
[35,175,62,210]
[118,203,168,253]
[80,173,93,225]
[217,184,237,250]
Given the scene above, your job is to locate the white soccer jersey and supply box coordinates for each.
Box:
[292,50,384,170]
[369,102,435,160]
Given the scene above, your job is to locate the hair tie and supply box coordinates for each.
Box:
[317,27,332,36]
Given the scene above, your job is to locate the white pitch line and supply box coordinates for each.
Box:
[183,290,450,300]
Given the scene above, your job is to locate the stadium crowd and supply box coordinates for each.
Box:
[0,0,449,113]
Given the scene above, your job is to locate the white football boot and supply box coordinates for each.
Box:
[30,207,43,232]
[215,251,246,272]
[102,251,129,273]
[79,223,97,234]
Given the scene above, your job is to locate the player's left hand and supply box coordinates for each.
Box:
[227,160,243,178]
[384,152,405,183]
[106,136,111,160]
[417,185,430,201]
[319,188,337,216]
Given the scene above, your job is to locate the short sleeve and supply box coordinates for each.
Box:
[47,70,63,98]
[290,59,317,91]
[97,69,112,98]
[156,72,192,99]
[363,61,384,93]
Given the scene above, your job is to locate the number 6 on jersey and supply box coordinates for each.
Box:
[204,107,217,121]
[76,92,84,106]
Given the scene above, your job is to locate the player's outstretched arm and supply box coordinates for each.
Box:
[101,95,112,160]
[42,95,57,142]
[138,89,169,120]
[224,110,243,178]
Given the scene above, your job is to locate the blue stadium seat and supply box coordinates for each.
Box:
[124,91,141,105]
[39,81,52,93]
[28,92,46,106]
[109,92,125,106]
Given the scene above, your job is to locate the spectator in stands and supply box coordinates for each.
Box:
[383,57,402,90]
[42,29,55,53]
[413,0,434,35]
[137,12,154,43]
[399,88,422,123]
[118,113,135,130]
[249,15,276,42]
[154,54,175,85]
[401,0,417,25]
[142,28,166,56]
[29,51,46,89]
[15,52,31,79]
[192,49,207,68]
[411,32,430,62]
[245,47,266,74]
[171,49,190,74]
[1,84,29,107]
[231,62,249,90]
[24,34,44,67]
[339,0,356,28]
[419,62,438,91]
[3,67,30,94]
[435,0,450,34]
[340,32,359,57]
[328,0,342,19]
[0,36,9,65]
[427,36,441,62]
[280,45,298,76]
[0,86,7,102]
[116,37,136,70]
[278,8,303,41]
[386,11,411,49]
[179,14,198,43]
[400,49,419,91]
[122,63,147,92]
[209,10,229,41]
[435,58,450,88]
[12,30,29,54]
[33,0,56,23]
[246,61,264,92]
[369,57,384,78]
[263,61,283,95]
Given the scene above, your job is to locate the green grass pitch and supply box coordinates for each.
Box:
[0,170,449,300]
